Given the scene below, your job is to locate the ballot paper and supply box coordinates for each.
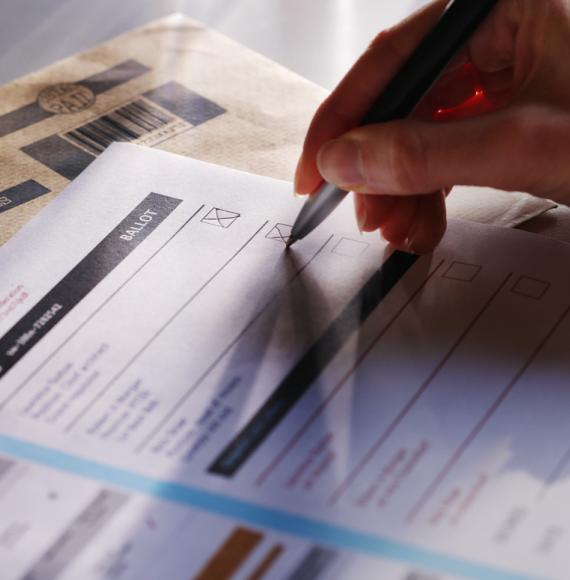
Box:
[0,13,556,248]
[0,143,569,579]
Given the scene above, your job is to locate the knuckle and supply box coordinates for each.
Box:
[505,106,570,197]
[365,32,413,79]
[386,126,429,193]
[368,30,390,50]
[368,30,406,60]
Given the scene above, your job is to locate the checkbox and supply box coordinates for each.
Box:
[201,208,240,228]
[266,223,292,244]
[331,237,369,257]
[443,262,482,282]
[511,276,550,300]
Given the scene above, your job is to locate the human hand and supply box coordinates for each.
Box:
[294,0,570,253]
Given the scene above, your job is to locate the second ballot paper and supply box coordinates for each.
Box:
[0,144,570,579]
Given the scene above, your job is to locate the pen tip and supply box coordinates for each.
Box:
[285,236,297,249]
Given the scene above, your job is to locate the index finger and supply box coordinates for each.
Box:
[294,0,449,195]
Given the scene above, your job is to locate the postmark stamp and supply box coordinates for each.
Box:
[37,83,96,114]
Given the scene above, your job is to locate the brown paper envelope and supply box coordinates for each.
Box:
[518,205,570,243]
[0,14,555,246]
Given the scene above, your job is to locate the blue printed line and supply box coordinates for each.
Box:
[0,435,534,580]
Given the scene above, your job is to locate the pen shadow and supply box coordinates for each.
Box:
[245,243,432,499]
[265,246,439,502]
[196,245,333,461]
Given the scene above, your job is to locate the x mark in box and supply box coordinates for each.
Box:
[201,207,241,229]
[266,223,293,244]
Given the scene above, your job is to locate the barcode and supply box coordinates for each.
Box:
[64,99,175,155]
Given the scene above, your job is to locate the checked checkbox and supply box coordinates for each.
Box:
[266,223,293,244]
[201,208,241,229]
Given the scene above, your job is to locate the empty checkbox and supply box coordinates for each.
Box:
[511,276,550,300]
[443,262,482,282]
[331,238,369,257]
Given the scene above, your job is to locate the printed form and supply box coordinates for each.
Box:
[0,143,569,580]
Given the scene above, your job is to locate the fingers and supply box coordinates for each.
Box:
[317,105,570,202]
[379,195,420,248]
[355,191,447,255]
[294,0,449,195]
[466,0,567,105]
[354,194,397,232]
[405,191,447,254]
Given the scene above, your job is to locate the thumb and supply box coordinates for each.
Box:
[316,105,570,203]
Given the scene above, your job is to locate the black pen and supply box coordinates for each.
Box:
[287,0,499,248]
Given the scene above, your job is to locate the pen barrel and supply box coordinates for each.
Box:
[362,0,500,125]
[291,184,348,240]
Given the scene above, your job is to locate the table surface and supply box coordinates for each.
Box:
[0,0,425,89]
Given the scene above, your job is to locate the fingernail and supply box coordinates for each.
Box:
[406,237,418,255]
[405,225,418,253]
[317,139,364,187]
